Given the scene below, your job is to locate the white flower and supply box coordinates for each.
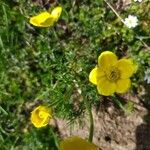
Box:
[124,15,138,28]
[134,0,142,2]
[144,69,150,84]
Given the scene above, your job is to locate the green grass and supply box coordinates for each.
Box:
[0,0,150,149]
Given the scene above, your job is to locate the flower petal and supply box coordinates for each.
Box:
[41,116,50,127]
[97,77,116,96]
[31,111,42,127]
[89,67,98,85]
[60,136,97,150]
[31,106,52,128]
[116,59,135,79]
[98,51,118,70]
[51,6,62,22]
[89,67,105,85]
[40,16,55,27]
[116,79,131,93]
[29,12,54,27]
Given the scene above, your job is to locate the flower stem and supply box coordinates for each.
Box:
[50,128,60,150]
[103,0,124,23]
[85,97,94,142]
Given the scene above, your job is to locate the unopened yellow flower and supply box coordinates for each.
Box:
[60,136,97,150]
[31,105,52,128]
[29,6,62,27]
[89,51,136,96]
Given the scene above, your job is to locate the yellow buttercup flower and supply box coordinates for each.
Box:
[60,136,97,150]
[89,51,136,96]
[29,6,62,27]
[31,105,52,128]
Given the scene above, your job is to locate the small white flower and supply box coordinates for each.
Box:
[134,0,142,2]
[144,69,150,84]
[124,15,138,28]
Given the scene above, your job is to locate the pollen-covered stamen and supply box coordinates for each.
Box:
[106,67,120,82]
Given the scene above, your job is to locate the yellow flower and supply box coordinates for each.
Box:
[29,6,62,27]
[89,51,136,96]
[31,105,52,128]
[60,136,97,150]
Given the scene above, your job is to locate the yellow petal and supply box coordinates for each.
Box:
[30,106,52,128]
[31,111,42,127]
[29,12,54,27]
[51,6,62,22]
[89,67,98,85]
[89,67,105,85]
[39,111,50,118]
[97,67,105,78]
[98,51,118,71]
[116,79,131,93]
[40,16,55,27]
[60,136,97,150]
[41,116,50,127]
[97,77,116,96]
[116,59,135,79]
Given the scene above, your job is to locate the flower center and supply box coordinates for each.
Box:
[106,67,120,82]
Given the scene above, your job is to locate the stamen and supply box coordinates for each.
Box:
[106,67,120,82]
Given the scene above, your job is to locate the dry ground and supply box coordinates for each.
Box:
[56,93,150,150]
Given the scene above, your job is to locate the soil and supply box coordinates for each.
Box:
[56,93,150,150]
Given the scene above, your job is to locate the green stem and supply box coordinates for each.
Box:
[103,0,124,23]
[85,97,94,142]
[50,128,60,150]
